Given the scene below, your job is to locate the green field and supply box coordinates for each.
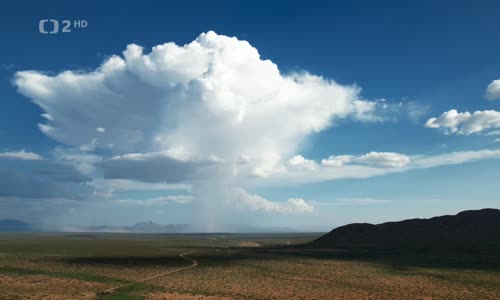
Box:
[0,233,499,300]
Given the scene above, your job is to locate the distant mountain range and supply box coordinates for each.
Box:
[311,208,500,252]
[70,221,190,233]
[5,209,499,239]
[0,220,296,233]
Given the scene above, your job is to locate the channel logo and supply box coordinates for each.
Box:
[39,19,87,34]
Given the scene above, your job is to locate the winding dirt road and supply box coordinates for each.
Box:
[98,251,198,295]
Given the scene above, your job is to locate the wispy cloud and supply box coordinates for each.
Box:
[0,150,42,160]
[114,195,193,206]
[259,148,500,186]
[312,198,392,206]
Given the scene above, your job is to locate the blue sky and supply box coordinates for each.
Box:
[1,0,500,230]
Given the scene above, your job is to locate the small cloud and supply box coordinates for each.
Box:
[41,113,53,121]
[96,127,105,133]
[486,79,500,100]
[355,152,410,168]
[231,188,314,213]
[93,189,113,199]
[288,155,317,170]
[0,150,42,160]
[319,152,410,168]
[321,155,352,167]
[425,109,500,135]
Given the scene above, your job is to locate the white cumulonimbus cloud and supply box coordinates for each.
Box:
[486,79,500,100]
[425,109,500,135]
[17,32,498,217]
[14,31,387,214]
[10,32,500,218]
[14,31,383,181]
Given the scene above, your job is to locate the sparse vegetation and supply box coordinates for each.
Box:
[0,233,499,299]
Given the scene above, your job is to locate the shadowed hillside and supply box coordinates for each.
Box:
[311,209,500,253]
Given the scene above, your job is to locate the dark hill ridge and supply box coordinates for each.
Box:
[311,208,500,252]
